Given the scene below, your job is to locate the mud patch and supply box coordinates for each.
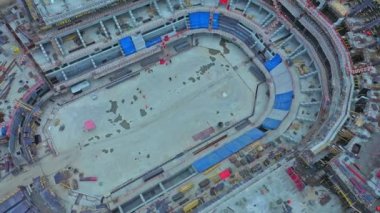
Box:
[140,109,147,117]
[113,114,123,123]
[219,38,230,54]
[120,120,130,129]
[188,77,196,83]
[208,48,220,55]
[106,100,118,114]
[198,63,215,75]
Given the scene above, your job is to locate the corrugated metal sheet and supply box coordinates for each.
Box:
[189,12,210,29]
[145,37,162,48]
[212,13,220,29]
[192,128,265,173]
[7,200,31,213]
[262,118,282,130]
[264,54,282,71]
[0,190,25,212]
[119,36,136,56]
[274,91,293,111]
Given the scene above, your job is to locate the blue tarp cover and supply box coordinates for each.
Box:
[214,146,233,159]
[192,128,265,173]
[119,36,136,56]
[1,126,6,136]
[192,152,222,173]
[262,118,282,130]
[145,37,162,48]
[7,200,30,213]
[189,12,210,29]
[0,190,24,212]
[245,128,265,141]
[212,13,220,29]
[264,54,282,71]
[274,91,293,111]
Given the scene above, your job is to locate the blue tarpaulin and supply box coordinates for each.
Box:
[274,91,293,111]
[7,200,30,213]
[192,128,265,173]
[192,152,222,173]
[214,146,233,159]
[1,126,6,136]
[145,37,162,48]
[0,190,25,212]
[264,54,282,71]
[245,128,265,141]
[262,118,282,130]
[189,12,210,29]
[119,36,136,56]
[212,13,220,29]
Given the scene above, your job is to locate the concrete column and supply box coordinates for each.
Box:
[99,21,110,39]
[139,194,146,203]
[306,60,314,67]
[39,43,51,62]
[270,25,285,38]
[61,70,68,81]
[178,0,184,9]
[229,0,235,9]
[262,15,275,27]
[113,16,123,33]
[50,39,63,58]
[129,10,137,26]
[54,38,65,56]
[289,48,306,60]
[76,29,87,47]
[166,0,174,12]
[288,44,304,57]
[90,57,97,68]
[152,0,162,17]
[243,1,251,14]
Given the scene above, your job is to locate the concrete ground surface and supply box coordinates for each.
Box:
[43,45,260,196]
[206,163,344,213]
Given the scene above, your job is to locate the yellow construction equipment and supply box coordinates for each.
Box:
[183,199,200,213]
[63,34,77,42]
[179,182,193,194]
[210,174,221,184]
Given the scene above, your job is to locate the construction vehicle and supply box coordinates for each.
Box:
[183,198,201,213]
[179,182,193,194]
